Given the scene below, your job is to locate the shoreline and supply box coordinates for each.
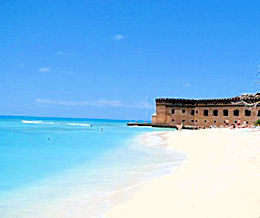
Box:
[90,130,186,218]
[105,128,260,218]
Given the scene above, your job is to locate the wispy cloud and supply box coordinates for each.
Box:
[36,99,87,106]
[91,99,123,107]
[57,51,65,56]
[56,51,70,56]
[36,98,153,109]
[127,101,153,109]
[114,34,124,41]
[184,83,190,87]
[38,67,50,72]
[59,70,74,75]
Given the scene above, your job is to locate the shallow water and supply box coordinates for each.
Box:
[0,116,185,218]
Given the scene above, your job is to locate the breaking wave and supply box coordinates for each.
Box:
[66,123,92,127]
[22,120,54,125]
[22,120,92,127]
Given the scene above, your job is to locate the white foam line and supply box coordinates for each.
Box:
[66,123,92,127]
[22,120,54,124]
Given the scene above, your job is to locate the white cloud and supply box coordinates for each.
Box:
[36,98,153,109]
[184,83,190,87]
[114,34,124,40]
[38,67,50,72]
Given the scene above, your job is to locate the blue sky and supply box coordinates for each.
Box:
[0,0,260,120]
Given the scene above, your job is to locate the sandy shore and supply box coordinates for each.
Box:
[105,129,260,218]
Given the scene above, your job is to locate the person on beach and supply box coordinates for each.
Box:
[224,119,229,127]
[176,123,183,132]
[236,119,241,127]
[241,121,248,128]
[230,124,236,129]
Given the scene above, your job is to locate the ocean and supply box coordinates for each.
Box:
[0,116,185,218]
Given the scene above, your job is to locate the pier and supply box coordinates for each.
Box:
[127,122,199,130]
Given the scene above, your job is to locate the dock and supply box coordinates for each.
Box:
[127,122,199,130]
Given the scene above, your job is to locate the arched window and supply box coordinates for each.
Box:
[191,110,195,115]
[233,110,239,116]
[245,110,251,116]
[204,110,208,116]
[182,110,185,113]
[223,110,229,116]
[182,120,185,122]
[171,109,175,114]
[172,119,175,122]
[258,110,260,116]
[213,110,218,116]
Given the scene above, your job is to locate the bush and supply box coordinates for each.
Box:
[254,119,260,126]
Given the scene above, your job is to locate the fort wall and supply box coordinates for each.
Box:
[152,95,260,127]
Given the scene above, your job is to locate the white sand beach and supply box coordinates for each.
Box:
[105,129,260,218]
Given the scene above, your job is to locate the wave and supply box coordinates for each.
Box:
[22,120,54,125]
[21,120,91,127]
[66,123,92,127]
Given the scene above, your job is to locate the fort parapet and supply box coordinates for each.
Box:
[151,93,260,128]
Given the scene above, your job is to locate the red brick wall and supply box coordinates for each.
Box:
[152,103,260,127]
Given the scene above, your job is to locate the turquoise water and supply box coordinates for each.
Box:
[0,116,185,218]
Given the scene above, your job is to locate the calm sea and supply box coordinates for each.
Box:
[0,116,185,218]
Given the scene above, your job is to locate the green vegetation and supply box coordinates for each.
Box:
[254,119,260,126]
